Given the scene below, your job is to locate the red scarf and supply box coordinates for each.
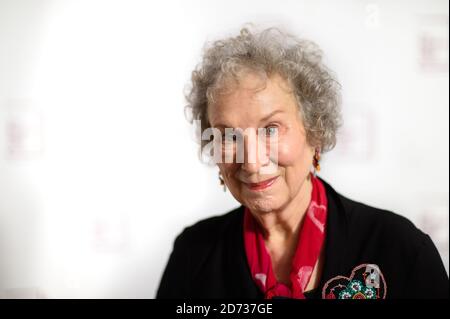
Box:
[243,173,328,299]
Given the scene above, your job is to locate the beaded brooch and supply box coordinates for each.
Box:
[322,263,387,299]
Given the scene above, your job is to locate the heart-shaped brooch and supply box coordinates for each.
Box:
[321,263,387,299]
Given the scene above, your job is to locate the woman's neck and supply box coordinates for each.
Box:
[254,176,313,243]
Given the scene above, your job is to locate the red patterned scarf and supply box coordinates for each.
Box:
[243,173,328,299]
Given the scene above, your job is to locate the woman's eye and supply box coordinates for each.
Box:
[223,133,237,143]
[265,126,278,136]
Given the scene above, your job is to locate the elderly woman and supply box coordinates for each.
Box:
[157,27,448,299]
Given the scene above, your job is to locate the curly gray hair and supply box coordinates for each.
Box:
[186,26,342,153]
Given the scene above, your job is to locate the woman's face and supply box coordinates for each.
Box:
[208,72,315,214]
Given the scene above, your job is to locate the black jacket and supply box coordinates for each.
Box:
[157,178,449,299]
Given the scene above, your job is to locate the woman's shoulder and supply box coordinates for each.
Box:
[323,181,448,298]
[323,179,428,249]
[342,194,419,230]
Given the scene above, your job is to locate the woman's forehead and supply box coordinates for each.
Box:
[208,76,297,128]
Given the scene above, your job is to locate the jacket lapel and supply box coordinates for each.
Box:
[318,177,350,288]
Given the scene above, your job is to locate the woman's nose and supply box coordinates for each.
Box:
[241,131,270,174]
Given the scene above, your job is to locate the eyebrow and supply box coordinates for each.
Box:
[259,109,284,124]
[212,109,284,129]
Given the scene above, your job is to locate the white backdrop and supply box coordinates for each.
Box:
[0,0,448,298]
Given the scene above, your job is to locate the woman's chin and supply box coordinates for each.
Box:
[244,197,282,214]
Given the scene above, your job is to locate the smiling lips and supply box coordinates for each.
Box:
[245,176,279,191]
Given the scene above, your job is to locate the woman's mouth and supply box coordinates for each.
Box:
[245,176,279,191]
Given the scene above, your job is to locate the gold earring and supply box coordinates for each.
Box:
[219,172,226,192]
[313,148,321,176]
